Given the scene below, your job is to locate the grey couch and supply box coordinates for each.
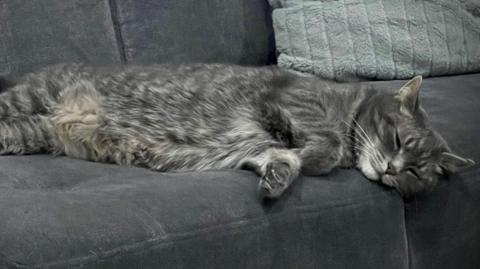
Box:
[0,1,479,269]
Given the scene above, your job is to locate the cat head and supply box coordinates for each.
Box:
[354,76,475,197]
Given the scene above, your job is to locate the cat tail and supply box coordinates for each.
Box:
[0,115,55,154]
[0,74,64,117]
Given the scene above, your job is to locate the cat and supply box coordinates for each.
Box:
[0,63,474,198]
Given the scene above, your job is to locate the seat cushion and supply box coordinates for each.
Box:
[371,73,480,269]
[1,74,479,269]
[0,155,407,269]
[405,169,480,269]
[403,74,480,269]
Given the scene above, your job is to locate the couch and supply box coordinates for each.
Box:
[0,1,479,268]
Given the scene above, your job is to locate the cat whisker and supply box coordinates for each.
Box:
[350,139,383,164]
[347,119,387,167]
[343,129,384,166]
[351,119,377,148]
[342,121,373,149]
[355,142,384,168]
[352,145,376,159]
[358,145,383,166]
[343,120,373,148]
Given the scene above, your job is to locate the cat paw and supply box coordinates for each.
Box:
[258,162,292,199]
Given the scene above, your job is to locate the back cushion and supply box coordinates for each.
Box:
[0,0,122,74]
[0,0,276,74]
[114,0,275,65]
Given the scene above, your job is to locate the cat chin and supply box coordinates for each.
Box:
[357,163,381,181]
[360,168,380,181]
[357,155,381,181]
[380,174,399,188]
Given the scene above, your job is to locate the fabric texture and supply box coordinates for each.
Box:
[269,0,480,81]
[371,73,480,268]
[1,1,480,268]
[0,0,276,75]
[0,0,122,74]
[402,74,480,269]
[406,169,480,269]
[0,157,407,269]
[110,0,276,65]
[1,73,480,269]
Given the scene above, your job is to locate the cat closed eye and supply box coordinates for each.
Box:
[404,137,416,148]
[394,129,401,150]
[406,167,420,179]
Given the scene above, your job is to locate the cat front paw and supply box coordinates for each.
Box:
[258,162,292,199]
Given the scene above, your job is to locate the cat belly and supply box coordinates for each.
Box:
[49,80,112,161]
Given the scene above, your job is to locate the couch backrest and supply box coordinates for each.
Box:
[0,0,276,74]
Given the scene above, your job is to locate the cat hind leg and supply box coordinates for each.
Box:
[133,139,301,198]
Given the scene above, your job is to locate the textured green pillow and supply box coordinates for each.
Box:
[269,0,480,81]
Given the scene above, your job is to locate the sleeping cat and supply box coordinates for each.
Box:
[0,63,474,198]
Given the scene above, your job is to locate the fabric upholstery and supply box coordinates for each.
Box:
[403,74,480,269]
[0,157,407,269]
[0,0,276,75]
[372,73,480,269]
[0,0,479,268]
[0,0,122,74]
[269,0,480,81]
[405,169,480,269]
[1,73,480,269]
[105,0,276,65]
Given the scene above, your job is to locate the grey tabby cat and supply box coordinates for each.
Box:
[0,63,474,198]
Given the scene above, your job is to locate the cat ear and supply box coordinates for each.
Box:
[395,76,422,114]
[439,152,476,173]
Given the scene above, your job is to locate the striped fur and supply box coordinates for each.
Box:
[0,64,472,198]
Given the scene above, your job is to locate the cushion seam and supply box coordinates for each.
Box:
[107,0,127,64]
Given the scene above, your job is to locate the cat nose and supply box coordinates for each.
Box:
[386,162,397,175]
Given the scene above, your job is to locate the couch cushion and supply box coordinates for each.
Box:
[112,0,276,65]
[403,74,480,269]
[0,155,407,269]
[0,0,122,74]
[405,169,480,269]
[269,0,480,81]
[372,73,480,269]
[1,74,479,269]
